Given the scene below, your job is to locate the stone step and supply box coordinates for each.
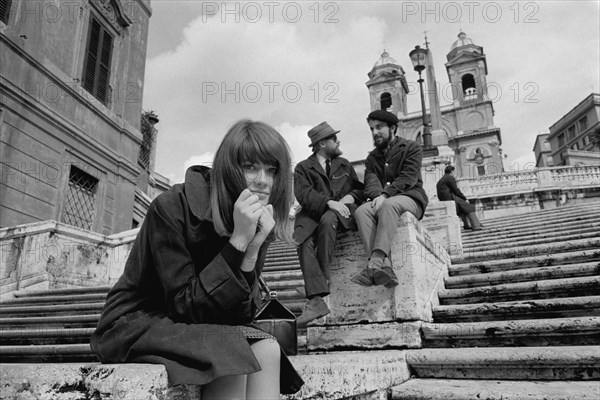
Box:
[469,211,600,238]
[261,269,303,282]
[406,346,600,380]
[445,261,600,289]
[450,248,600,276]
[471,210,600,235]
[10,286,112,298]
[0,302,106,317]
[0,314,101,328]
[422,316,600,348]
[454,237,600,264]
[462,218,600,246]
[438,276,600,305]
[0,327,95,345]
[267,281,305,294]
[475,203,600,229]
[391,379,600,400]
[0,293,108,307]
[265,256,298,267]
[263,262,301,272]
[462,224,600,250]
[0,343,96,362]
[433,296,600,322]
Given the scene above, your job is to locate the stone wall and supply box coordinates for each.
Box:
[0,221,137,298]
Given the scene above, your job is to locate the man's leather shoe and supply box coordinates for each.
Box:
[372,259,399,288]
[297,296,330,326]
[350,268,375,286]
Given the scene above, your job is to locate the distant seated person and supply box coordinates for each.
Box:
[436,165,482,231]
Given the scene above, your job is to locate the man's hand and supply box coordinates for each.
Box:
[371,193,389,212]
[327,200,350,218]
[340,195,355,205]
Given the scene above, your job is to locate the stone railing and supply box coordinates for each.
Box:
[0,221,138,297]
[458,164,600,198]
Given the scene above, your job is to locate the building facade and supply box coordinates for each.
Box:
[547,93,600,167]
[533,133,553,168]
[1,0,154,234]
[366,32,504,179]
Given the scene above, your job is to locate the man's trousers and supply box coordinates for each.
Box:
[355,195,422,258]
[297,210,340,299]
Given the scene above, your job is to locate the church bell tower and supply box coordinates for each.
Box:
[365,50,409,117]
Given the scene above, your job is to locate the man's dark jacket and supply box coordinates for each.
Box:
[436,173,475,215]
[364,136,428,217]
[293,154,364,245]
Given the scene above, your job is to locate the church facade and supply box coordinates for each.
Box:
[365,32,504,179]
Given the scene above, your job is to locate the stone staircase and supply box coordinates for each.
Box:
[391,201,600,399]
[1,202,599,399]
[0,241,307,362]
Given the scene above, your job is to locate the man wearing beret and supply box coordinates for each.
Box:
[294,122,364,325]
[351,110,428,288]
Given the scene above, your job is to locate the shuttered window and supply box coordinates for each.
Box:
[82,16,113,105]
[0,0,12,23]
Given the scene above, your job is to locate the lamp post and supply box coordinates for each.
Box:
[409,45,438,157]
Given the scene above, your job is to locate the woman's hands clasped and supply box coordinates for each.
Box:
[230,189,275,254]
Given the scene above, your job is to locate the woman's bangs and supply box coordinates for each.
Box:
[238,130,282,168]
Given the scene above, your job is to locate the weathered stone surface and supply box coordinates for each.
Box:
[285,351,411,400]
[0,363,168,400]
[421,200,463,257]
[321,213,449,327]
[307,322,422,351]
[0,351,411,400]
[391,379,600,400]
[433,296,600,322]
[422,316,600,347]
[406,346,600,380]
[0,221,137,298]
[445,261,600,288]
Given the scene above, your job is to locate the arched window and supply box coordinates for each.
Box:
[380,92,392,111]
[461,74,476,99]
[415,132,422,145]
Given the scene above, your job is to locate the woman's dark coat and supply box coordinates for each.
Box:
[293,154,364,245]
[436,173,476,215]
[364,136,428,217]
[90,166,303,394]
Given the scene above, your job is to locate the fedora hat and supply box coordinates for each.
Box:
[307,122,340,147]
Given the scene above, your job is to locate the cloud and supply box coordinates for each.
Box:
[145,1,599,184]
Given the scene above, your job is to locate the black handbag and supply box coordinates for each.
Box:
[255,277,298,355]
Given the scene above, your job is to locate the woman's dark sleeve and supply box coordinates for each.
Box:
[147,198,257,323]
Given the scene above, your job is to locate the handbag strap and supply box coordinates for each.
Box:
[259,276,278,299]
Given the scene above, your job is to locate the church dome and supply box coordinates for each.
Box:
[373,50,399,68]
[450,31,475,50]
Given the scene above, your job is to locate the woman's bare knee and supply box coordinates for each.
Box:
[250,338,280,368]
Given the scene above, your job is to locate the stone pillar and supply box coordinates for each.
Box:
[307,213,450,351]
[421,200,463,257]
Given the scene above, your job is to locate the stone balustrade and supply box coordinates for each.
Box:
[457,164,600,198]
[0,221,137,297]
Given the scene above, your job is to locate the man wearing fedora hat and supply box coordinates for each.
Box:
[294,121,364,326]
[351,110,428,288]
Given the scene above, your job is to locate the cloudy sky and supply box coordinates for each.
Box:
[142,1,600,184]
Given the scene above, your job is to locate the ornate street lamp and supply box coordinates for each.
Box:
[409,45,438,157]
